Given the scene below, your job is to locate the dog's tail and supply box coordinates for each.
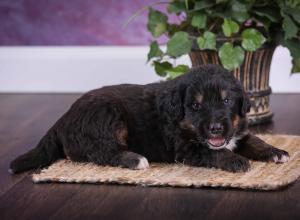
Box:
[9,130,64,174]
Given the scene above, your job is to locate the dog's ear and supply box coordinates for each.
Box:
[239,91,251,117]
[157,83,186,121]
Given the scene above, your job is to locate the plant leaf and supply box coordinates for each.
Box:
[147,41,163,62]
[222,19,239,37]
[284,7,300,24]
[283,15,298,40]
[167,1,186,14]
[291,58,300,73]
[166,65,190,79]
[216,0,229,3]
[197,31,216,50]
[194,0,215,10]
[153,61,172,77]
[253,7,280,22]
[285,0,300,9]
[218,42,245,70]
[147,8,168,38]
[191,13,207,29]
[283,39,300,59]
[167,31,193,57]
[230,0,250,23]
[242,28,266,51]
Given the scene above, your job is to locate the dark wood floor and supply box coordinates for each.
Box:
[0,93,299,220]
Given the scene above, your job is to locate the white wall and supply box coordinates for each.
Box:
[0,46,299,93]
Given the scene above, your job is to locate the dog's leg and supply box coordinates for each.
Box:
[66,133,150,170]
[63,101,149,170]
[67,127,150,170]
[71,137,149,170]
[109,124,149,169]
[176,146,250,172]
[235,134,290,163]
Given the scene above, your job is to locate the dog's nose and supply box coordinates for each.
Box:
[209,123,224,135]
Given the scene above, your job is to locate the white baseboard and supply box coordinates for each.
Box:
[0,46,299,93]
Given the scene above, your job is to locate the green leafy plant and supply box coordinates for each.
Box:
[144,0,300,79]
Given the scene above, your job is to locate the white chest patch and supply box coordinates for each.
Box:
[225,137,237,151]
[225,132,249,151]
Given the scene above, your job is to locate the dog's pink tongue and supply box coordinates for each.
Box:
[208,137,225,147]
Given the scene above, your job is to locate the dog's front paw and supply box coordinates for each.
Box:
[266,148,290,163]
[219,155,250,173]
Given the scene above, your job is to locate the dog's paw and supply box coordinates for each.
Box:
[219,155,250,173]
[268,148,290,163]
[118,151,149,170]
[135,156,149,170]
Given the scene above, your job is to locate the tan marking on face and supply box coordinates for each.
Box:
[221,90,228,100]
[233,115,240,129]
[195,93,203,104]
[115,127,128,146]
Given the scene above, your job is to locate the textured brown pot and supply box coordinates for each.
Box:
[189,45,276,125]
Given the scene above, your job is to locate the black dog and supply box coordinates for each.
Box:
[10,65,289,173]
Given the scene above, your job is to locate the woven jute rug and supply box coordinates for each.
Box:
[32,135,300,190]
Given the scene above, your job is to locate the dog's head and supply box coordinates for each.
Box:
[163,65,250,150]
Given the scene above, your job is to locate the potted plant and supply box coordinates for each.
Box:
[144,0,300,125]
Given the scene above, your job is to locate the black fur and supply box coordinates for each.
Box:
[10,65,289,173]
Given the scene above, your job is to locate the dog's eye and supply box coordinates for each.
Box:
[191,103,201,111]
[223,98,232,105]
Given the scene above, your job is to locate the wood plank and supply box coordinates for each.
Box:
[0,94,79,194]
[0,177,83,220]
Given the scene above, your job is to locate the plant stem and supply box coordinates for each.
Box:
[122,1,170,29]
[208,20,218,32]
[189,35,242,42]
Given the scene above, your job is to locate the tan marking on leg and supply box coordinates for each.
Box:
[115,127,128,146]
